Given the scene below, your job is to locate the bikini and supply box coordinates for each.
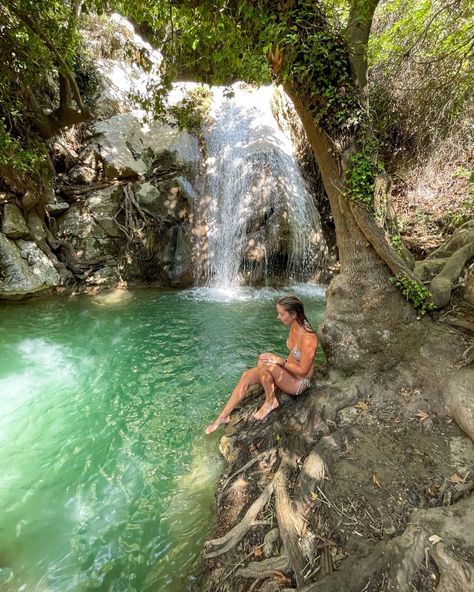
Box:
[286,325,312,395]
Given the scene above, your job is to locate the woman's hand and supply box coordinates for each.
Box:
[258,353,285,366]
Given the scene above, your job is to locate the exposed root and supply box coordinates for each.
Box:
[300,493,474,592]
[219,448,277,497]
[275,451,310,588]
[236,555,289,579]
[204,476,276,559]
[444,367,474,442]
[349,200,417,279]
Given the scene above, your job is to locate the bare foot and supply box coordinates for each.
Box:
[205,416,230,435]
[253,398,279,421]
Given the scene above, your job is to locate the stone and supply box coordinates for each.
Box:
[2,203,29,239]
[135,181,161,210]
[85,266,120,286]
[91,113,148,179]
[0,234,60,299]
[89,113,201,181]
[45,202,70,216]
[56,187,122,261]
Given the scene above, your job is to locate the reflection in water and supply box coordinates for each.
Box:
[0,287,326,591]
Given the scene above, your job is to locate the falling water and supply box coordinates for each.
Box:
[197,83,328,288]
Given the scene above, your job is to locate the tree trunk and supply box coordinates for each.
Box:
[284,85,422,374]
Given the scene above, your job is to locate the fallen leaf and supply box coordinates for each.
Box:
[372,473,382,488]
[429,534,442,545]
[355,401,369,411]
[449,473,464,484]
[415,410,429,422]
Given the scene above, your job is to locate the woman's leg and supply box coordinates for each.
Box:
[205,367,261,434]
[253,366,279,419]
[253,364,308,420]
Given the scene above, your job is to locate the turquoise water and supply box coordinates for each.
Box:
[0,286,326,591]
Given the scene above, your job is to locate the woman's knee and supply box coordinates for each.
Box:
[258,367,273,384]
[241,367,258,383]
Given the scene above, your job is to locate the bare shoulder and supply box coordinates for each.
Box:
[302,328,318,346]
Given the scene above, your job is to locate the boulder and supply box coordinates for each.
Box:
[90,114,148,179]
[2,203,29,239]
[0,234,60,299]
[88,113,201,181]
[56,187,122,260]
[45,202,70,216]
[135,181,161,211]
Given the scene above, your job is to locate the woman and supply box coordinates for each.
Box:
[205,295,318,435]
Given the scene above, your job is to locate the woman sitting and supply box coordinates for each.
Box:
[205,294,317,434]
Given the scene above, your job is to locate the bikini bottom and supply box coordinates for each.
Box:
[296,377,311,396]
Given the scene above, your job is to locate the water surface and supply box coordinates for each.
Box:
[0,286,325,591]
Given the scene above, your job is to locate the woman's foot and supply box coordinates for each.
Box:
[205,416,230,435]
[253,398,279,421]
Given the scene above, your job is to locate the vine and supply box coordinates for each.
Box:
[345,137,384,208]
[274,2,364,135]
[390,274,435,317]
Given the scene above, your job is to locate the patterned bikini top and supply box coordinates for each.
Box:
[286,325,303,362]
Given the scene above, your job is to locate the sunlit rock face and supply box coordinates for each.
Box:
[53,15,329,291]
[0,235,60,299]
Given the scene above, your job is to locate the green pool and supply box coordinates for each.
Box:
[0,286,326,591]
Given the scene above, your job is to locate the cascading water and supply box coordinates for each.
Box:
[196,83,328,288]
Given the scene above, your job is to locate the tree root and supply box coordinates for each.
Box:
[430,241,474,308]
[444,367,474,442]
[236,554,289,579]
[204,476,276,559]
[275,452,310,589]
[349,201,417,279]
[219,448,277,498]
[299,490,474,592]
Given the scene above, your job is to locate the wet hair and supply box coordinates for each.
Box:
[277,294,315,332]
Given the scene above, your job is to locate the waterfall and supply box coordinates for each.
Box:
[83,15,329,290]
[195,83,328,288]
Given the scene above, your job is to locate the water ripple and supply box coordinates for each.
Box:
[0,288,326,591]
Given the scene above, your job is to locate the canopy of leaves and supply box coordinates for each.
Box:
[368,0,474,164]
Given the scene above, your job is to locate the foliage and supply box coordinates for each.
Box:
[346,137,384,208]
[0,120,46,177]
[168,86,213,133]
[390,233,403,255]
[112,1,364,135]
[369,0,474,165]
[73,46,101,104]
[390,274,435,317]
